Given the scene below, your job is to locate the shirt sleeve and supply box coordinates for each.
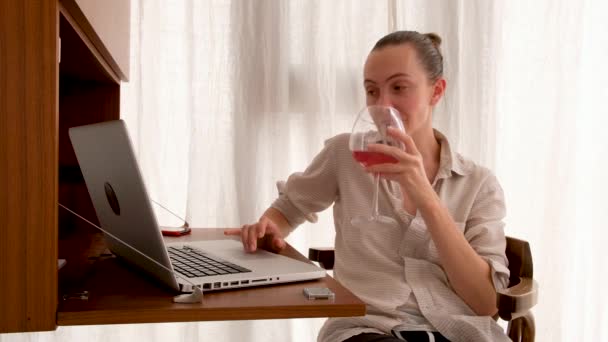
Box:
[270,135,341,233]
[464,172,510,291]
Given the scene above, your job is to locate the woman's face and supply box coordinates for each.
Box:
[363,44,444,136]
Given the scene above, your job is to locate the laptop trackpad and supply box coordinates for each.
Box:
[170,239,322,276]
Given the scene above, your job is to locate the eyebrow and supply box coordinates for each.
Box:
[364,73,412,84]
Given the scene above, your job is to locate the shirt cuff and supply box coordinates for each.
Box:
[270,181,318,234]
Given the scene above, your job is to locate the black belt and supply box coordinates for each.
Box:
[391,330,450,342]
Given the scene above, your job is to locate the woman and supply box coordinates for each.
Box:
[225,31,510,342]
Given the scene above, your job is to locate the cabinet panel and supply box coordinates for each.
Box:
[0,0,59,333]
[75,0,131,80]
[1,0,122,333]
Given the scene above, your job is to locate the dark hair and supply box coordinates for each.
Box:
[372,30,443,82]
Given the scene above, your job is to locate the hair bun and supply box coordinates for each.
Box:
[425,32,442,49]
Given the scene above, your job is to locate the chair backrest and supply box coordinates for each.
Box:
[505,236,533,287]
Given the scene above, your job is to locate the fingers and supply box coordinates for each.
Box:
[367,143,412,163]
[241,224,252,251]
[225,227,253,251]
[388,127,419,155]
[365,129,424,184]
[260,218,287,252]
[365,163,403,174]
[254,220,267,239]
[368,128,420,163]
[232,217,285,253]
[244,222,264,252]
[223,228,242,236]
[271,236,286,252]
[386,126,408,143]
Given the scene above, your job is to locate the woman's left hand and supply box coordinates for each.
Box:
[365,127,434,206]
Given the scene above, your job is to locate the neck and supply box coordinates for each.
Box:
[411,126,441,182]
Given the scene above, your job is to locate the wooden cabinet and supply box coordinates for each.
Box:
[1,0,365,333]
[1,0,127,332]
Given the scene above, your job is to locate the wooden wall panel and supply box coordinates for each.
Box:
[0,0,59,333]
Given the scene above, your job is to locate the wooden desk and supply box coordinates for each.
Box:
[57,228,366,325]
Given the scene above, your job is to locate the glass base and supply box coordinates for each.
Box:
[351,215,399,228]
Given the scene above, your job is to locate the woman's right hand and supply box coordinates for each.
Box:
[224,216,287,253]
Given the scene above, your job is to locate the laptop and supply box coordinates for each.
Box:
[69,120,326,293]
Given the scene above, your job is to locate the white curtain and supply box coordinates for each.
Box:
[492,1,608,341]
[3,1,606,341]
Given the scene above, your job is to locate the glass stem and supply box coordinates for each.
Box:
[372,173,380,218]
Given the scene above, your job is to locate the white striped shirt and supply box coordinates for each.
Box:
[272,130,510,342]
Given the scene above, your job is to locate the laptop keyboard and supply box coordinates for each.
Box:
[168,246,252,278]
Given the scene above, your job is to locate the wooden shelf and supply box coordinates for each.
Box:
[57,229,365,325]
[59,0,127,82]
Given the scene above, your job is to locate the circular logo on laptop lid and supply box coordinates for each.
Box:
[104,182,121,215]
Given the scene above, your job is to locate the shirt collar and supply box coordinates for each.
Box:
[433,129,472,180]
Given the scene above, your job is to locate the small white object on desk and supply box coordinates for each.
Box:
[303,287,335,300]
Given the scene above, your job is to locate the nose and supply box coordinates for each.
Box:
[376,90,392,107]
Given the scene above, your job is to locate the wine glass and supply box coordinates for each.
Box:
[349,105,405,228]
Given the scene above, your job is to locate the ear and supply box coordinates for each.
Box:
[429,78,446,106]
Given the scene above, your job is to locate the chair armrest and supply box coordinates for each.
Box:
[497,277,539,321]
[308,247,335,270]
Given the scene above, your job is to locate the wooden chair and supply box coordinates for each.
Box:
[309,236,538,342]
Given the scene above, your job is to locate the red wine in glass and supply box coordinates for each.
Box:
[352,151,398,167]
[348,105,405,228]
